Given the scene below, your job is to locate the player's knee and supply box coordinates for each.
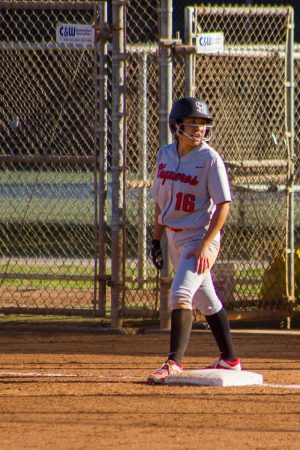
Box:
[197,300,222,316]
[171,292,193,310]
[171,302,192,311]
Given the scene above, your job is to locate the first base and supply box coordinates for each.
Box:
[165,369,263,386]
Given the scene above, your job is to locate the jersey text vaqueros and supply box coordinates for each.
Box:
[153,142,231,230]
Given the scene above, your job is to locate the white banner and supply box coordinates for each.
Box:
[196,32,224,54]
[56,24,95,47]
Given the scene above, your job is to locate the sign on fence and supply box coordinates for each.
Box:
[196,32,224,54]
[56,24,95,47]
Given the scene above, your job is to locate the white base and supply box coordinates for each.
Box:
[165,369,263,387]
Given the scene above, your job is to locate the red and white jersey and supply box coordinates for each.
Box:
[153,141,232,230]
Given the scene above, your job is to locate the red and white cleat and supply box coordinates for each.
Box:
[203,358,241,371]
[147,359,183,384]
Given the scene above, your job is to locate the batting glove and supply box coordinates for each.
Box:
[151,239,164,270]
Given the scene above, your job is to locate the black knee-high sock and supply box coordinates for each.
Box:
[205,307,236,361]
[168,309,193,365]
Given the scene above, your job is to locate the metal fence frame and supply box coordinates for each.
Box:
[0,1,299,329]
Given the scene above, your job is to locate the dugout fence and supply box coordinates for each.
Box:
[177,6,296,325]
[0,1,108,316]
[0,1,299,329]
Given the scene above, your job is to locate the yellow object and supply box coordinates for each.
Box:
[260,246,300,301]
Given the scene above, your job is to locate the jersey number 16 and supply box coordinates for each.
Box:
[175,192,195,213]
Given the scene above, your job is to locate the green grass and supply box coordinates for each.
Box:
[0,313,160,328]
[234,268,264,295]
[0,262,263,295]
[235,268,265,277]
[0,169,150,223]
[234,283,261,295]
[0,277,158,291]
[0,263,94,276]
[0,170,94,184]
[0,313,111,326]
[0,278,93,289]
[0,261,159,291]
[0,262,95,289]
[1,170,293,226]
[0,170,95,222]
[0,198,95,223]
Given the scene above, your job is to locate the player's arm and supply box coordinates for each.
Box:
[203,201,230,245]
[186,201,230,274]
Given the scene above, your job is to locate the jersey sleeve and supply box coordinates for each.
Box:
[207,154,232,204]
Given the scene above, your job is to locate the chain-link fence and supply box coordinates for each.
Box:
[185,7,295,319]
[120,2,159,320]
[294,49,300,305]
[0,1,299,326]
[122,4,299,325]
[0,1,103,315]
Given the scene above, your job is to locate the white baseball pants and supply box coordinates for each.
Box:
[166,228,223,316]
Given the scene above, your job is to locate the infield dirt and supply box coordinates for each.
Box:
[0,326,299,450]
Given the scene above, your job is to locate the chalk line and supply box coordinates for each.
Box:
[0,371,141,379]
[262,383,300,389]
[1,372,300,388]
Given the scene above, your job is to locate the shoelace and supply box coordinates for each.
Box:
[157,363,170,373]
[208,360,220,368]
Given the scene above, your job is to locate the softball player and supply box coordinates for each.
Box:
[147,97,241,384]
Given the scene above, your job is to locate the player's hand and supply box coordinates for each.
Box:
[151,239,164,270]
[186,242,210,274]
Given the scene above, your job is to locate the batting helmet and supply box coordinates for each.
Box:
[169,97,212,135]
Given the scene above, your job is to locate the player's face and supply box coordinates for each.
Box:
[181,118,207,147]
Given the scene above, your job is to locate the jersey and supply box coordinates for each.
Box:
[153,141,232,230]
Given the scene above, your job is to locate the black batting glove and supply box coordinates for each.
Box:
[151,239,164,270]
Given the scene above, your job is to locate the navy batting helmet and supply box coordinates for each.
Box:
[169,97,212,135]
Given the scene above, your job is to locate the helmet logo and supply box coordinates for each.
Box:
[195,102,204,113]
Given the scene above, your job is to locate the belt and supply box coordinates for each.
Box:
[167,226,183,232]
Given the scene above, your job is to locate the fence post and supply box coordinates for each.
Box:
[184,7,195,96]
[94,1,108,316]
[285,7,295,308]
[137,52,148,288]
[159,0,173,329]
[111,0,126,328]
